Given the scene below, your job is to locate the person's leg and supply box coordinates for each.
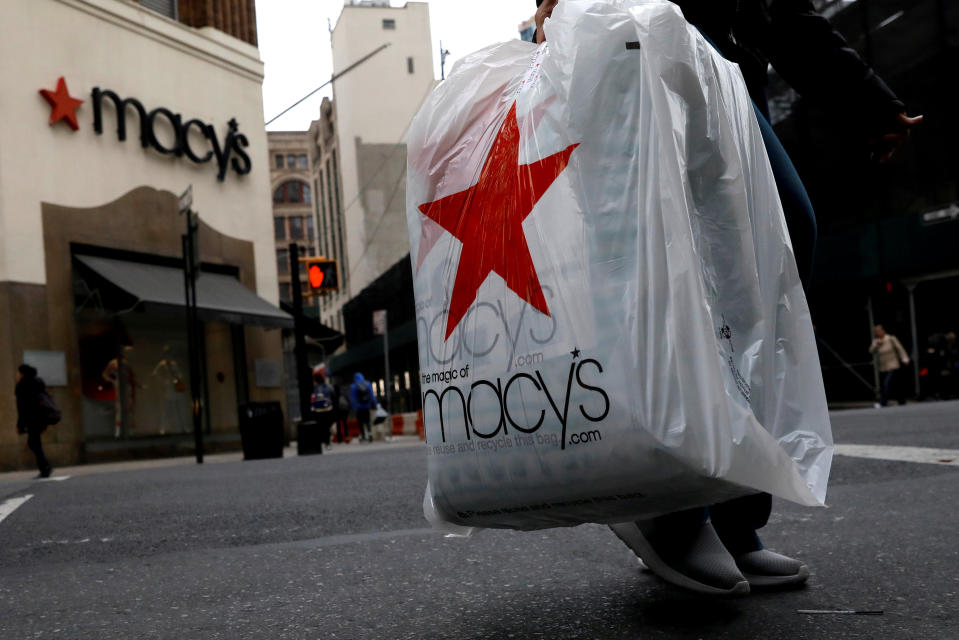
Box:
[880,370,894,406]
[357,409,371,441]
[752,105,817,288]
[27,428,51,477]
[895,368,908,405]
[619,106,817,593]
[709,493,771,555]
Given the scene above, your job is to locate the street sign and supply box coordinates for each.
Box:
[373,310,387,336]
[178,184,193,214]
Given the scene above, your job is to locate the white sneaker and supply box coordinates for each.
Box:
[734,549,809,588]
[610,520,750,596]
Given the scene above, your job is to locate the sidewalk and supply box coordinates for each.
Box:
[0,435,424,484]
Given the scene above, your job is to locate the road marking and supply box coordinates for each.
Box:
[36,475,70,482]
[0,494,33,525]
[835,444,959,466]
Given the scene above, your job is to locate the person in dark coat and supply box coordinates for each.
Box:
[15,364,53,478]
[533,0,921,595]
[349,372,378,443]
[310,365,334,446]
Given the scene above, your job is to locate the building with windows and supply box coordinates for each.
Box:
[309,97,350,335]
[317,1,435,401]
[331,1,436,302]
[268,132,319,311]
[0,0,289,470]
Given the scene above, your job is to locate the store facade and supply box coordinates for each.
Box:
[0,0,287,469]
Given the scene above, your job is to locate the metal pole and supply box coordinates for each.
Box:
[383,311,392,418]
[183,223,203,464]
[290,244,314,427]
[906,283,921,399]
[440,41,450,81]
[866,296,880,401]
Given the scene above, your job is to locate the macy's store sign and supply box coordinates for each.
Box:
[38,76,251,182]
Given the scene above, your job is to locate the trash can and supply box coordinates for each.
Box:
[296,415,328,456]
[238,402,285,460]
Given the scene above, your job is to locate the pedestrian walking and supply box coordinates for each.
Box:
[15,364,56,478]
[335,381,350,443]
[532,0,921,596]
[349,373,377,442]
[310,364,335,447]
[870,324,910,406]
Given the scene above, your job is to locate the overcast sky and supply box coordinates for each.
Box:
[256,0,536,131]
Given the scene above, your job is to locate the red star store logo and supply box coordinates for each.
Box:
[39,76,84,131]
[418,102,578,340]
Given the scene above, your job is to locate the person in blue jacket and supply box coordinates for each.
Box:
[533,0,921,596]
[349,372,377,443]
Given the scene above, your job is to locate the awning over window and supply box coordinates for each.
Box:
[75,255,293,329]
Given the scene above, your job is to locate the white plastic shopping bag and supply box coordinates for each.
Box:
[407,0,833,533]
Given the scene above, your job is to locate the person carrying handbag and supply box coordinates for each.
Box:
[15,364,58,478]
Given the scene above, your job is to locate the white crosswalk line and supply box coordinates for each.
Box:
[835,444,959,466]
[0,494,33,525]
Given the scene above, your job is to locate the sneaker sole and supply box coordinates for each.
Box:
[609,523,750,596]
[742,564,810,588]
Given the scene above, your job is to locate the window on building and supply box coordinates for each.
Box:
[273,181,311,205]
[382,18,396,30]
[277,249,289,275]
[141,0,177,19]
[289,216,304,240]
[297,154,308,169]
[306,216,315,242]
[280,282,292,301]
[274,154,284,169]
[274,217,286,241]
[407,57,415,74]
[286,154,296,168]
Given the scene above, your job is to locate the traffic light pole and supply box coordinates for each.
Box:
[289,244,313,424]
[383,313,392,418]
[182,209,204,464]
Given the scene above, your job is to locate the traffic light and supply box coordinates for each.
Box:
[301,258,339,293]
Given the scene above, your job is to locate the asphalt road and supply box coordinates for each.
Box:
[1,402,957,639]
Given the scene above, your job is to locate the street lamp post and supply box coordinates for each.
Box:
[180,186,205,464]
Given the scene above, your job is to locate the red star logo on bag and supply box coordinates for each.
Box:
[418,102,578,339]
[39,77,84,131]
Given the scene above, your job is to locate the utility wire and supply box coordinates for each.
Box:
[265,43,391,126]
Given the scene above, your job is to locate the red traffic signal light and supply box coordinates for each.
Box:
[308,264,325,288]
[301,258,339,292]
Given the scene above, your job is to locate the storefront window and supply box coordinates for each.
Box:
[78,314,192,440]
[274,217,286,240]
[290,216,304,240]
